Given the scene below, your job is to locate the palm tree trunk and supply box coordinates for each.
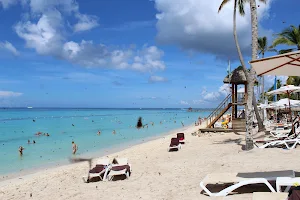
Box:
[261,53,265,102]
[233,0,254,150]
[249,0,265,132]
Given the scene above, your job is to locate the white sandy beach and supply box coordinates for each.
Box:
[1,123,299,200]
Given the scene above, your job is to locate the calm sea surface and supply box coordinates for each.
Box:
[0,108,211,175]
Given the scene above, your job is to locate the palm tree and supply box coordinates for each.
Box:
[286,76,300,99]
[272,25,300,52]
[219,0,266,149]
[257,36,277,101]
[219,0,254,150]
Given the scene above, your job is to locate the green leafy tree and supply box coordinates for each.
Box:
[257,36,277,102]
[272,25,300,52]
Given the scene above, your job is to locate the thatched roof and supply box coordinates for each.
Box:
[223,66,257,84]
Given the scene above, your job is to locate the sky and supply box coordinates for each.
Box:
[0,0,298,108]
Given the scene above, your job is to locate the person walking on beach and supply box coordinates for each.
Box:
[72,141,78,154]
[19,146,24,156]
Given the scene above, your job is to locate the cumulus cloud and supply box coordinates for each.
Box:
[15,10,64,55]
[0,91,23,97]
[74,13,99,32]
[62,42,165,72]
[193,99,205,105]
[148,75,168,83]
[180,100,189,105]
[10,0,166,72]
[140,96,159,100]
[0,41,19,55]
[203,84,230,101]
[154,0,273,59]
[28,0,78,14]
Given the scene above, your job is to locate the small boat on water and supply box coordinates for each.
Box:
[27,107,33,109]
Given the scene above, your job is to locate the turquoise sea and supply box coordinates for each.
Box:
[0,108,211,175]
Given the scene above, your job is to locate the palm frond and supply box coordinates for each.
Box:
[273,37,295,47]
[278,49,295,54]
[218,0,231,12]
[237,0,245,16]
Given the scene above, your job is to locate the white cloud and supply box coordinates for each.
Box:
[180,100,189,105]
[148,75,168,83]
[28,0,78,13]
[203,92,221,101]
[154,0,274,59]
[0,91,23,97]
[0,41,19,56]
[14,10,64,55]
[74,13,99,32]
[203,84,230,101]
[193,99,205,104]
[0,0,17,9]
[5,0,166,73]
[62,41,165,72]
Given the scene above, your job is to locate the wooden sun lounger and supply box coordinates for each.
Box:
[200,170,295,197]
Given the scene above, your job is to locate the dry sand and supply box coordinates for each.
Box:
[1,124,299,200]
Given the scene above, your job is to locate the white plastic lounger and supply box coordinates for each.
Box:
[276,177,300,192]
[168,138,181,152]
[200,170,295,197]
[269,129,291,138]
[252,192,287,200]
[82,159,110,182]
[257,139,300,149]
[107,158,132,181]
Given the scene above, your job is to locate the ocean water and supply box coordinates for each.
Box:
[0,108,211,175]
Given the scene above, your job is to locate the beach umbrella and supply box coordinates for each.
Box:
[266,85,300,120]
[250,51,300,76]
[268,98,300,109]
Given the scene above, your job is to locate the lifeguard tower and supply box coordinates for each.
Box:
[203,66,251,131]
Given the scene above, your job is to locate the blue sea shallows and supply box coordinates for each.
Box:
[0,108,210,175]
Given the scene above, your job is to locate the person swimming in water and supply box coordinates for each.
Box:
[27,140,30,144]
[72,141,78,154]
[136,117,143,129]
[19,146,24,155]
[97,130,101,135]
[112,130,116,134]
[33,140,36,144]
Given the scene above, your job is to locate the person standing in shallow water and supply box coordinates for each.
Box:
[19,146,24,156]
[72,141,78,154]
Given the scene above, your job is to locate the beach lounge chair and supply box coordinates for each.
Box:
[82,159,110,183]
[276,177,300,192]
[199,170,295,197]
[168,138,181,152]
[269,128,292,138]
[255,138,300,149]
[177,133,185,144]
[107,158,132,181]
[252,192,288,200]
